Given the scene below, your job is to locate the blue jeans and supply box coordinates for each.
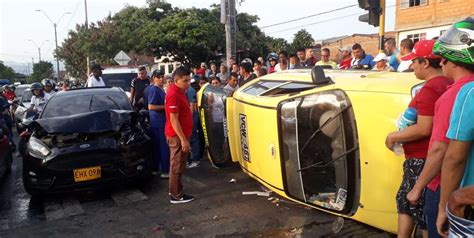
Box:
[150,127,169,173]
[424,187,441,238]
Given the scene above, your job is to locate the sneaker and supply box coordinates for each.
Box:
[170,194,194,204]
[152,171,160,176]
[160,173,169,179]
[187,161,200,169]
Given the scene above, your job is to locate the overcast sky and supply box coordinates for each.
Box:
[0,0,395,70]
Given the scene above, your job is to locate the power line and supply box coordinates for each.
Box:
[261,4,358,29]
[267,12,362,34]
[266,3,399,35]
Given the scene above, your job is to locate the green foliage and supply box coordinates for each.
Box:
[291,29,314,51]
[142,7,226,66]
[266,37,292,53]
[29,61,53,84]
[57,2,274,77]
[0,61,15,79]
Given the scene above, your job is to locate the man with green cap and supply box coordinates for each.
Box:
[432,17,474,237]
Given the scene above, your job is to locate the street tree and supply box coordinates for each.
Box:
[29,61,53,84]
[291,29,314,51]
[0,61,15,79]
[266,37,292,53]
[57,2,276,76]
[142,7,224,66]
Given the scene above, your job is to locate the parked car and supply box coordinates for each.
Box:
[198,67,422,233]
[22,87,152,195]
[0,127,12,179]
[101,67,140,98]
[14,84,31,100]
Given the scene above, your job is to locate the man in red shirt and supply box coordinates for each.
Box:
[165,66,194,204]
[385,40,452,237]
[337,46,352,70]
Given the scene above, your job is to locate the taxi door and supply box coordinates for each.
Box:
[197,84,232,167]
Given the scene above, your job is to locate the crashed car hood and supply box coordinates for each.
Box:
[29,110,137,134]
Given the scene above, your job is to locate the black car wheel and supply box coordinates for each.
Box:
[22,161,43,197]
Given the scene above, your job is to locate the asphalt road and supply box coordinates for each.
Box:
[0,133,393,238]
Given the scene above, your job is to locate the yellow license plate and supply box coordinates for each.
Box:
[73,166,101,182]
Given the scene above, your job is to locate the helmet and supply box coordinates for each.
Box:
[241,58,253,65]
[30,82,44,92]
[2,85,10,90]
[41,78,55,87]
[267,53,278,61]
[433,17,474,65]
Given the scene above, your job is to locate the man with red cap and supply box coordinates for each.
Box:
[385,39,453,237]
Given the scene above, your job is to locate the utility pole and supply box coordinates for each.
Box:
[222,0,236,67]
[27,39,49,62]
[53,23,60,80]
[85,0,90,77]
[36,9,71,81]
[378,0,386,52]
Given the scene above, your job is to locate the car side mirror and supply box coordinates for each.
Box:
[311,66,334,85]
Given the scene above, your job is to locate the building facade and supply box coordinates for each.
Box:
[396,0,474,43]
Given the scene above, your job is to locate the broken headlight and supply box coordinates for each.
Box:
[28,137,51,157]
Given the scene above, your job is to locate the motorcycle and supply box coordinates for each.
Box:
[18,111,38,158]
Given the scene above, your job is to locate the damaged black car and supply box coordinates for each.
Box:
[22,87,152,195]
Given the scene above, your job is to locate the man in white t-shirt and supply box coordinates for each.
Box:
[86,63,106,87]
[28,82,52,115]
[397,38,415,72]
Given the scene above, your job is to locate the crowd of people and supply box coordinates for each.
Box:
[1,17,473,237]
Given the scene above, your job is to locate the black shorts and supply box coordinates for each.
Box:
[396,158,427,229]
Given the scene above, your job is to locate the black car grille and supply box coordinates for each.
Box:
[46,151,119,171]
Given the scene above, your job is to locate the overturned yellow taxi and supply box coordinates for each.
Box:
[198,67,422,233]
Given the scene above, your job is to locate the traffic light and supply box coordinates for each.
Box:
[358,0,381,27]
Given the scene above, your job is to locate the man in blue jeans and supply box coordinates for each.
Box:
[148,70,170,178]
[186,85,201,168]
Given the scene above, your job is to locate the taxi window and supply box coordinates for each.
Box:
[261,82,316,96]
[242,81,283,96]
[243,80,317,97]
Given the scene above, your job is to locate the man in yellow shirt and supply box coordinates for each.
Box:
[315,48,337,69]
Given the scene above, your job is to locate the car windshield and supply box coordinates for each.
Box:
[21,90,32,103]
[102,73,136,92]
[41,92,132,118]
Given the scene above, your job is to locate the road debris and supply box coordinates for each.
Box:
[242,191,271,197]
